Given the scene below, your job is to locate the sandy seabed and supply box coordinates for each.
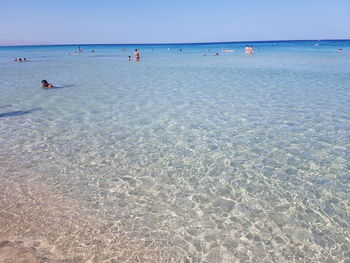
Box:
[0,164,184,263]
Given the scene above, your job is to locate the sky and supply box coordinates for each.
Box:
[0,0,349,45]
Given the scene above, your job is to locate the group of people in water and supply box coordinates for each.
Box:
[66,46,95,55]
[129,47,254,60]
[11,45,344,89]
[127,49,140,61]
[14,58,28,62]
[245,46,254,55]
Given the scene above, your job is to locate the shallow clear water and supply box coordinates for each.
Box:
[0,40,350,262]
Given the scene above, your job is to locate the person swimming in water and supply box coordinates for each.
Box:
[134,49,140,60]
[41,80,54,89]
[128,55,131,61]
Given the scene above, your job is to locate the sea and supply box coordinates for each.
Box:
[0,40,349,262]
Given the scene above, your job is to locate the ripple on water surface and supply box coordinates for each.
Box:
[0,42,350,262]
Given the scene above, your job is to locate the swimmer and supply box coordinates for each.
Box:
[14,58,18,62]
[41,80,54,89]
[128,55,131,61]
[134,49,140,60]
[338,48,343,53]
[23,58,27,62]
[18,58,22,62]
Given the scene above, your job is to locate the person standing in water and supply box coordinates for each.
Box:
[134,49,140,60]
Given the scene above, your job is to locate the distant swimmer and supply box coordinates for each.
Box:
[215,53,219,56]
[134,49,140,60]
[338,48,343,53]
[41,80,54,89]
[128,55,131,61]
[14,58,26,62]
[245,46,250,54]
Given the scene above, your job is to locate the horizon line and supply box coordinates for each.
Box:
[0,38,349,48]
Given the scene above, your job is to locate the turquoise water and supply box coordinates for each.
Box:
[0,40,349,262]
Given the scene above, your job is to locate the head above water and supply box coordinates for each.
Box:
[41,79,53,88]
[41,80,49,87]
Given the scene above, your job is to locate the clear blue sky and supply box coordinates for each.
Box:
[1,0,349,45]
